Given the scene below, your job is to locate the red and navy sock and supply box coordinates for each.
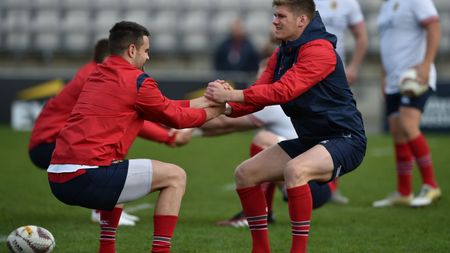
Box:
[98,207,122,253]
[395,143,414,195]
[408,134,438,188]
[237,185,271,253]
[152,215,178,253]
[287,184,312,253]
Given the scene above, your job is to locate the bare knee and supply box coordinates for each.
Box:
[234,161,256,187]
[172,166,187,189]
[284,161,310,187]
[163,164,187,192]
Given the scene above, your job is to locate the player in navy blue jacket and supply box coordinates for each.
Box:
[205,0,366,252]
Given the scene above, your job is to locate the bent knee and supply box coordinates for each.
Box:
[284,161,310,185]
[167,164,187,189]
[234,161,258,186]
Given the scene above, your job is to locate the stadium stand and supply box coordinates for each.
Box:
[0,0,448,60]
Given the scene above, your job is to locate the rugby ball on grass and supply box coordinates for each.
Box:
[397,68,428,97]
[6,225,55,253]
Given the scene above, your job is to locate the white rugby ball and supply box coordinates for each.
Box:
[398,68,428,97]
[6,225,55,253]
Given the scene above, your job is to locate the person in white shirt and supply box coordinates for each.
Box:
[314,0,368,85]
[373,0,441,208]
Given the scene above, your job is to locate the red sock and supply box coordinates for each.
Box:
[395,143,414,195]
[152,215,178,253]
[408,134,438,188]
[98,207,122,253]
[237,185,271,253]
[250,143,264,157]
[287,184,312,253]
[261,182,276,214]
[327,180,337,192]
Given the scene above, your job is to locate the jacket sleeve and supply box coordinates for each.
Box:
[228,50,279,117]
[138,121,175,144]
[242,39,336,106]
[135,77,207,129]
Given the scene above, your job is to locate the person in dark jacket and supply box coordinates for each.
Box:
[213,18,260,73]
[205,0,366,252]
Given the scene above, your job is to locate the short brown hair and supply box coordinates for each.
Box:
[272,0,316,20]
[109,21,150,55]
[93,38,109,63]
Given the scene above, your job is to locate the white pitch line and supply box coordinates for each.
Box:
[124,203,154,213]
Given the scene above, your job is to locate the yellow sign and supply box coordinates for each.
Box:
[17,79,64,100]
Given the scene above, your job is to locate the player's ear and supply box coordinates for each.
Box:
[128,44,137,58]
[297,14,308,28]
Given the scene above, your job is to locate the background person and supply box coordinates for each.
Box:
[372,0,441,208]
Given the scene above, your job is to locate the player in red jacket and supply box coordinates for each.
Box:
[47,21,224,253]
[29,39,193,227]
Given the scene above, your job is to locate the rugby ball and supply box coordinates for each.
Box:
[398,68,428,97]
[6,225,55,253]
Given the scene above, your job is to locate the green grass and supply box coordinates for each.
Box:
[1,125,449,252]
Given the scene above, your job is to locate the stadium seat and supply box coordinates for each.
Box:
[2,10,32,32]
[60,10,92,51]
[210,11,240,35]
[32,10,60,31]
[216,0,243,10]
[64,32,91,52]
[61,0,92,10]
[151,32,177,53]
[35,31,60,52]
[5,32,31,51]
[123,10,151,27]
[62,10,91,32]
[32,0,61,9]
[152,0,181,11]
[3,0,31,9]
[243,0,272,11]
[151,11,178,32]
[181,32,209,52]
[244,11,272,33]
[180,11,209,33]
[184,0,212,11]
[93,0,122,10]
[123,0,151,11]
[93,10,122,35]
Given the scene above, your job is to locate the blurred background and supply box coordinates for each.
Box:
[0,0,449,133]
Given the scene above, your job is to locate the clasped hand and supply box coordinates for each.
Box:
[205,80,233,104]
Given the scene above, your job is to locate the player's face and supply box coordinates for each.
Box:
[272,5,302,41]
[135,36,150,70]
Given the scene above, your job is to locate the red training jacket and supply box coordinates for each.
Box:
[29,61,97,150]
[51,56,206,166]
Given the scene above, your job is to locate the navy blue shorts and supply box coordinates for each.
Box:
[278,135,366,183]
[49,161,129,211]
[29,142,55,170]
[385,88,433,117]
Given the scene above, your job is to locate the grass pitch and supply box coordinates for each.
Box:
[0,125,449,252]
